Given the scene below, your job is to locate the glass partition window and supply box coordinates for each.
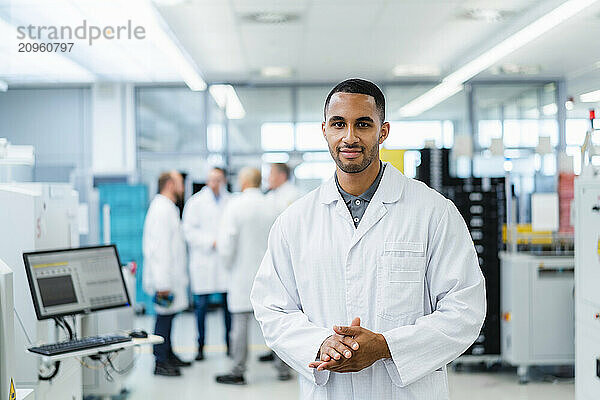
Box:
[474,84,559,150]
[229,87,293,153]
[296,122,327,151]
[297,87,330,122]
[504,119,558,148]
[261,123,294,151]
[566,119,589,146]
[385,121,453,149]
[207,124,224,152]
[137,87,206,152]
[478,120,502,148]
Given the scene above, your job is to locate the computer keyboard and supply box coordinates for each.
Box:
[28,335,133,356]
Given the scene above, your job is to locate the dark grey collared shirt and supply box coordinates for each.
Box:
[335,162,386,228]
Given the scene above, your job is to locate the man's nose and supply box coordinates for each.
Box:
[342,125,359,143]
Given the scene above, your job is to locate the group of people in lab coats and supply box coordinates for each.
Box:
[142,163,300,381]
[144,78,486,399]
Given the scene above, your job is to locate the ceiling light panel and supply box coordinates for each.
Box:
[393,64,441,77]
[399,0,600,117]
[580,89,600,102]
[0,0,205,88]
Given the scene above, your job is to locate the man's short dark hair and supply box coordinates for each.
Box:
[158,171,173,193]
[271,163,290,180]
[324,78,385,124]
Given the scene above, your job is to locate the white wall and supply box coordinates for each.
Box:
[0,87,91,181]
[0,84,137,181]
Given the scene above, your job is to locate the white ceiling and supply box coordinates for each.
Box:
[2,0,600,110]
[157,0,546,83]
[154,0,600,108]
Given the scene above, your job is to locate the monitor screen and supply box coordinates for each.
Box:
[23,245,131,320]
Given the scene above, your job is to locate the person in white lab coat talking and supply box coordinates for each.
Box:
[183,167,231,361]
[143,171,192,377]
[251,79,486,399]
[215,167,291,385]
[266,163,302,214]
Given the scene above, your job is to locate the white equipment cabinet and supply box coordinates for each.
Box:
[0,183,81,400]
[0,260,35,400]
[574,174,600,400]
[0,259,17,400]
[499,251,575,383]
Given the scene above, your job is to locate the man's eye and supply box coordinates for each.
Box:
[357,122,370,128]
[332,122,345,128]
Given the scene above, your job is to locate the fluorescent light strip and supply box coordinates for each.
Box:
[136,0,206,90]
[399,0,599,117]
[398,82,463,117]
[580,89,600,102]
[209,84,246,119]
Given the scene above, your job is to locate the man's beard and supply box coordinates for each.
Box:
[175,192,184,204]
[329,142,379,173]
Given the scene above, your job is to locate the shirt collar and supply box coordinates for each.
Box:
[319,161,405,205]
[335,161,385,203]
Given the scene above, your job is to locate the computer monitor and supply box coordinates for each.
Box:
[23,245,131,320]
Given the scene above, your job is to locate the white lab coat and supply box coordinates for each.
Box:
[267,181,302,214]
[143,194,189,315]
[251,163,486,400]
[183,187,230,294]
[218,188,277,313]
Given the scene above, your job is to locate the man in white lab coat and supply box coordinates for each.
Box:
[183,167,231,361]
[214,167,288,385]
[143,171,192,377]
[251,79,486,399]
[266,163,302,214]
[258,162,302,364]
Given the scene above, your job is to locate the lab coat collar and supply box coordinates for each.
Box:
[200,185,229,203]
[242,187,263,195]
[155,193,176,207]
[319,161,405,205]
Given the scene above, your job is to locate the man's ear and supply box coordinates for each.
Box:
[379,122,390,144]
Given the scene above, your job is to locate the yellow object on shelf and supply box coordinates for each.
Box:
[380,148,405,173]
[502,223,554,245]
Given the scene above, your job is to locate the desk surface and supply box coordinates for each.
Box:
[28,334,164,362]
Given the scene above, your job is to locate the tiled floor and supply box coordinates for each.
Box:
[122,311,573,400]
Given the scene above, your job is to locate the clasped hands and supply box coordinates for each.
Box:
[308,317,391,373]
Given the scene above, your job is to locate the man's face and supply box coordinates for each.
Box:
[268,165,285,190]
[322,92,389,174]
[207,169,225,194]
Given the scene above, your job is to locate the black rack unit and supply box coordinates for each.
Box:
[416,148,505,358]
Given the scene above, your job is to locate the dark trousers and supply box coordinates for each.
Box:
[194,293,231,351]
[153,313,176,363]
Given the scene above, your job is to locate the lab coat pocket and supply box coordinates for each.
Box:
[377,255,425,322]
